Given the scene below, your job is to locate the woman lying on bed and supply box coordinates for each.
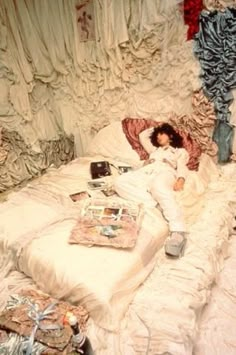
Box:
[115,123,189,258]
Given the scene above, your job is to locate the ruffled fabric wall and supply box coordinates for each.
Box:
[212,0,236,162]
[194,4,236,162]
[0,0,201,191]
[0,0,235,191]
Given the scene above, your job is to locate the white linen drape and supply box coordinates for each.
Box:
[0,0,202,190]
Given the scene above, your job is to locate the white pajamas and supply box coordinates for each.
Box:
[114,129,189,232]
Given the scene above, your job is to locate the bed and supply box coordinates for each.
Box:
[0,154,169,331]
[1,119,235,354]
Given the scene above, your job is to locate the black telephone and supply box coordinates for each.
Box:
[90,161,112,179]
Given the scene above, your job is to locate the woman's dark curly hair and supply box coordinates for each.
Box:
[150,123,183,148]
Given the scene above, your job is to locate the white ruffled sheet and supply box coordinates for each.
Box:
[18,210,167,331]
[0,155,168,331]
[193,164,236,355]
[1,155,235,354]
[87,164,236,355]
[194,233,236,355]
[0,153,217,335]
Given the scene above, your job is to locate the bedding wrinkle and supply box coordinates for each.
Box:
[17,214,168,331]
[15,155,215,334]
[1,152,233,354]
[108,163,235,355]
[0,155,170,331]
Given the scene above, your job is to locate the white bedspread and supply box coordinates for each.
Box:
[0,155,168,330]
[17,208,167,331]
[85,164,236,355]
[0,154,219,333]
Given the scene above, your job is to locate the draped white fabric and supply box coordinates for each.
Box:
[0,0,201,161]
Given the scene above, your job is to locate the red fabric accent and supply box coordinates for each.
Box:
[122,118,161,160]
[122,118,202,171]
[175,128,202,171]
[183,0,204,40]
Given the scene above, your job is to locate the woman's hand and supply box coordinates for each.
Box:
[143,158,155,166]
[173,177,185,191]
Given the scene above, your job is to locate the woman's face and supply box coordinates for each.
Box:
[156,132,171,147]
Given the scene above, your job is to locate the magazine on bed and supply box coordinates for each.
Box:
[69,199,144,248]
[69,191,91,202]
[83,204,139,223]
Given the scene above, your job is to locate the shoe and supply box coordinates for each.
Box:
[165,231,186,258]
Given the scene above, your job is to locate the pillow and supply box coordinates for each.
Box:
[69,198,143,249]
[86,122,140,164]
[122,118,202,170]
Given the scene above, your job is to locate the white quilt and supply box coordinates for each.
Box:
[0,155,168,330]
[86,164,236,355]
[0,154,220,333]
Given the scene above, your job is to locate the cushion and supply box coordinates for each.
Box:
[69,198,143,249]
[122,118,202,170]
[85,121,140,164]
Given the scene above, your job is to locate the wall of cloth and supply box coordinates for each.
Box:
[0,0,235,191]
[194,5,236,162]
[183,0,236,162]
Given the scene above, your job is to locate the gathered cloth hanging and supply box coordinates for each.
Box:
[183,0,204,40]
[194,7,236,162]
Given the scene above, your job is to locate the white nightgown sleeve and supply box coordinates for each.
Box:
[176,148,189,179]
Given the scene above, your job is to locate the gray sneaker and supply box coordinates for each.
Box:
[165,232,186,258]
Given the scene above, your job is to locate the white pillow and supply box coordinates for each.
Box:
[85,122,140,164]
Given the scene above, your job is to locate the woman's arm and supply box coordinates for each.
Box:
[143,158,155,166]
[139,128,156,155]
[174,148,189,191]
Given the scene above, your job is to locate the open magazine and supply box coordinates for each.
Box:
[69,199,143,249]
[83,204,139,222]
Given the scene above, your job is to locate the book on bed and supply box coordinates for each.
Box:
[69,198,143,249]
[69,191,91,202]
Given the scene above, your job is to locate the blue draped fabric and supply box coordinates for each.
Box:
[194,8,236,162]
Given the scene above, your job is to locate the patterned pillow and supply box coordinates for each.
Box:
[122,117,202,170]
[69,198,143,249]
